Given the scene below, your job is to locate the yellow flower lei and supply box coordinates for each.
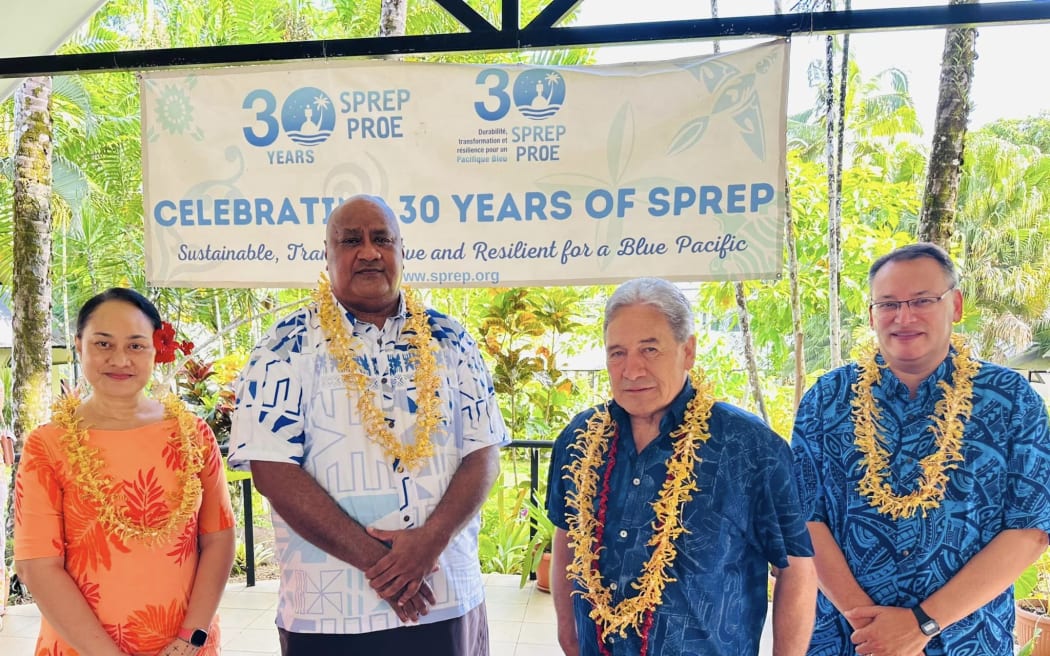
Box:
[853,334,980,519]
[55,394,205,546]
[564,369,715,643]
[313,273,442,472]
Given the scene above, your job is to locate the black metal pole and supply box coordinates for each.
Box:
[242,478,255,587]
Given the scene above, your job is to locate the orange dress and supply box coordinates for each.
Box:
[14,414,235,656]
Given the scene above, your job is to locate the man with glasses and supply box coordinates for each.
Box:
[792,242,1050,656]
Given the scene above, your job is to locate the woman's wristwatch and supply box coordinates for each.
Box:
[177,627,209,648]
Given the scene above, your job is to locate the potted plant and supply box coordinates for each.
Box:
[1016,548,1050,655]
[519,497,555,592]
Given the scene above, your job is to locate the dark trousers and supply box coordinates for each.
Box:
[278,602,489,656]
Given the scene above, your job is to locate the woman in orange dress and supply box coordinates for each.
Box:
[14,288,236,656]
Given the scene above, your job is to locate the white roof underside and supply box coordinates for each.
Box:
[0,0,108,102]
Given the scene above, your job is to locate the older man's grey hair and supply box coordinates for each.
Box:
[603,278,695,344]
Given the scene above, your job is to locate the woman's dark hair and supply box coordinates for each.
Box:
[76,288,162,337]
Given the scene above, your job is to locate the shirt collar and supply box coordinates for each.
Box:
[607,376,696,438]
[337,292,408,332]
[875,347,955,401]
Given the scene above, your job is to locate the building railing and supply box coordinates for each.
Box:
[10,440,554,588]
[232,440,554,587]
[507,439,555,502]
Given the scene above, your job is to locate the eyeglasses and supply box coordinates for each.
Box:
[869,287,955,316]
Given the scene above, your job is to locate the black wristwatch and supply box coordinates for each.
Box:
[178,627,209,647]
[911,604,941,637]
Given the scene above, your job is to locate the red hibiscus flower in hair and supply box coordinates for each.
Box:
[153,322,194,364]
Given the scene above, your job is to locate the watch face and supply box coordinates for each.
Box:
[921,620,939,636]
[190,629,208,647]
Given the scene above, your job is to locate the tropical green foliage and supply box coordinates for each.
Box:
[477,473,532,575]
[953,130,1050,360]
[985,112,1050,155]
[518,495,555,588]
[789,60,923,165]
[176,354,245,442]
[1016,547,1050,653]
[0,1,596,406]
[474,287,595,439]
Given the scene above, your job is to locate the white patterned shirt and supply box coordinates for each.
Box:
[228,292,508,634]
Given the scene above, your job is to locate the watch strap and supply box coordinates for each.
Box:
[910,604,941,636]
[177,627,208,647]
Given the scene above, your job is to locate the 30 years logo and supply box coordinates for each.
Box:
[242,87,336,147]
[474,68,566,122]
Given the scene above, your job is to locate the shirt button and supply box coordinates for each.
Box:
[632,478,641,486]
[610,582,618,591]
[381,376,388,384]
[397,466,405,473]
[902,549,910,557]
[387,418,395,428]
[619,530,628,539]
[403,515,411,522]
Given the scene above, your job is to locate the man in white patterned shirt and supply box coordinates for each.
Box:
[229,194,508,656]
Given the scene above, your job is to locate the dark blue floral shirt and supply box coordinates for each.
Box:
[547,381,813,656]
[793,355,1050,656]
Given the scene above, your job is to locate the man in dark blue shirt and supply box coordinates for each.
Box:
[793,243,1050,656]
[547,277,816,656]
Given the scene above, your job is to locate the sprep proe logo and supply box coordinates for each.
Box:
[243,86,335,164]
[473,68,567,163]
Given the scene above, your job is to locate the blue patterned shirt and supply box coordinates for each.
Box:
[547,381,813,656]
[228,292,508,633]
[793,354,1050,656]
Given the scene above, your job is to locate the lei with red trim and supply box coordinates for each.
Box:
[592,429,658,656]
[564,369,715,655]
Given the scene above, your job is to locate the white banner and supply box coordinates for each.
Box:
[141,40,789,288]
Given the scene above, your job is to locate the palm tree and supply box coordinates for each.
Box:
[785,53,923,369]
[919,0,978,247]
[953,130,1050,360]
[824,12,849,368]
[788,62,921,167]
[11,77,54,445]
[380,0,407,39]
[788,0,852,368]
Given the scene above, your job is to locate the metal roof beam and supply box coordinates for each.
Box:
[527,0,585,30]
[429,0,498,33]
[1,1,1048,78]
